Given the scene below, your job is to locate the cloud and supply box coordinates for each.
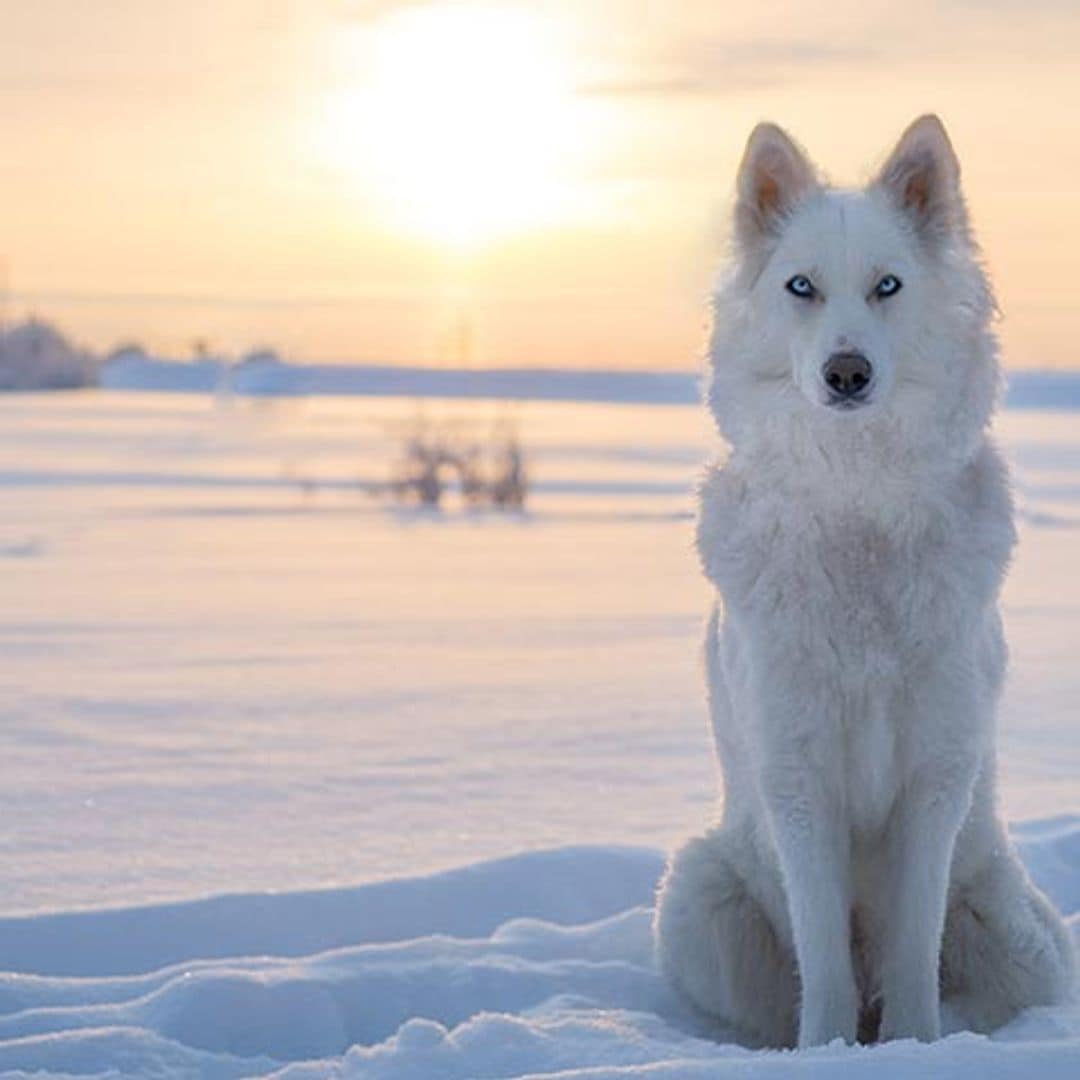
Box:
[10,289,425,311]
[579,38,878,99]
[336,0,438,21]
[945,0,1080,9]
[577,77,704,98]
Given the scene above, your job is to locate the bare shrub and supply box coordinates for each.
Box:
[489,423,527,509]
[388,409,528,511]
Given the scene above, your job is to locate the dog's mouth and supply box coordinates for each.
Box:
[825,389,874,411]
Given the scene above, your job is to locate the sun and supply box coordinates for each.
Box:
[319,4,583,250]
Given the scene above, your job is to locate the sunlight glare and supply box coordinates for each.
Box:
[322,4,584,249]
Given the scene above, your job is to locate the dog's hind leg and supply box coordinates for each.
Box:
[654,828,798,1048]
[941,852,1075,1033]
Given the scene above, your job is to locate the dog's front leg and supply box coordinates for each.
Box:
[880,665,981,1043]
[879,754,978,1042]
[758,736,858,1047]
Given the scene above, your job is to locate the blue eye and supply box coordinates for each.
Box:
[785,275,817,300]
[874,274,902,299]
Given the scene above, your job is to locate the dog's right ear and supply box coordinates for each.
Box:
[735,123,818,249]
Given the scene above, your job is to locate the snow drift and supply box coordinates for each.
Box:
[0,829,1077,1079]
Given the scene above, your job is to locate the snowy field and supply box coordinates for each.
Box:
[1,389,1078,1078]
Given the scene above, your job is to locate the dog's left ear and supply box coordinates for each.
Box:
[873,114,967,244]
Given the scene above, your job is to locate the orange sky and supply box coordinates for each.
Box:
[1,0,1078,369]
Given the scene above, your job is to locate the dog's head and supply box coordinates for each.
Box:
[709,116,998,462]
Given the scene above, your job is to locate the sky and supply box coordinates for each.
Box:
[0,0,1078,369]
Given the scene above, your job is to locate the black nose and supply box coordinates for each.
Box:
[823,351,872,398]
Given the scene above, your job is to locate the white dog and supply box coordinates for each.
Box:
[654,115,1075,1048]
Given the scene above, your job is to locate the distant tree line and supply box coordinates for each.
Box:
[0,319,99,390]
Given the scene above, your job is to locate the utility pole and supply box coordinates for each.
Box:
[455,309,473,368]
[0,258,9,335]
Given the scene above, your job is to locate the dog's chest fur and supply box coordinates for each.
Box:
[701,461,966,655]
[698,443,1012,838]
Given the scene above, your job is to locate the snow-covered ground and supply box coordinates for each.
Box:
[2,390,1078,1077]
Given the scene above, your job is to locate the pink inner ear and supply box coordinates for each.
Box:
[751,143,803,218]
[902,158,934,215]
[907,168,933,214]
[757,173,782,217]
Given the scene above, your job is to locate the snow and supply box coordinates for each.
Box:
[1,388,1078,1077]
[0,835,1077,1078]
[0,832,1077,1079]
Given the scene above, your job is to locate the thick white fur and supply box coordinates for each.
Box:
[654,116,1075,1048]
